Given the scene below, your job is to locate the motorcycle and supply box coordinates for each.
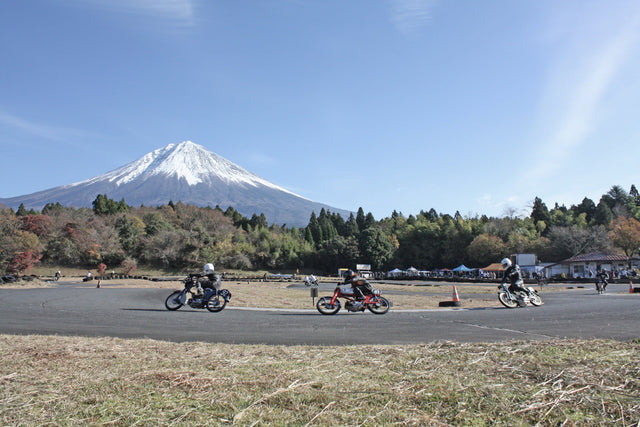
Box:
[316,284,390,315]
[165,275,232,312]
[498,282,542,308]
[595,280,607,294]
[304,276,318,287]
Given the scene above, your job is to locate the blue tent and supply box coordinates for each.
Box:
[452,264,474,272]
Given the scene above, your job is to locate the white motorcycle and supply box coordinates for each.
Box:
[498,282,542,308]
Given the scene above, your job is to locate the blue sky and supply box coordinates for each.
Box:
[2,1,640,220]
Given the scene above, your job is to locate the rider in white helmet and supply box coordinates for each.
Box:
[204,263,215,275]
[203,263,221,289]
[501,257,527,296]
[194,263,221,296]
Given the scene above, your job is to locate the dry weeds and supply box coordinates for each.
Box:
[1,335,638,426]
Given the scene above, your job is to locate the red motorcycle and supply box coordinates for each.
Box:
[316,284,390,315]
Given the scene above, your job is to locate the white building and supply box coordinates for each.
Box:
[544,252,638,279]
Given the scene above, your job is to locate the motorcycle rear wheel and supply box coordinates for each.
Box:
[367,297,390,314]
[529,292,543,306]
[205,294,227,312]
[316,296,341,315]
[165,291,184,311]
[498,292,518,308]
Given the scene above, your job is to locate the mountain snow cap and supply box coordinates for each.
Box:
[74,141,300,196]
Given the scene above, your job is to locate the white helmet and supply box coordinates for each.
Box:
[204,263,215,274]
[501,258,512,269]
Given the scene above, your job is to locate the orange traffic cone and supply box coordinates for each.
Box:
[630,281,634,293]
[97,280,101,288]
[452,286,460,302]
[438,285,462,307]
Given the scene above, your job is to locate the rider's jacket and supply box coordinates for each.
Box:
[503,265,523,285]
[347,275,373,294]
[196,273,221,290]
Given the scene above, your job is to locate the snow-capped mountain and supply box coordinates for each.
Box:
[0,141,351,226]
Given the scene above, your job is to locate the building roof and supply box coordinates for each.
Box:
[562,252,630,263]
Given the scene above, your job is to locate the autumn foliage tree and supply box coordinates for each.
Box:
[1,210,44,274]
[121,259,137,275]
[3,185,640,276]
[609,217,640,259]
[5,230,43,274]
[466,234,507,267]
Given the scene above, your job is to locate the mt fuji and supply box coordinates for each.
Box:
[0,141,352,226]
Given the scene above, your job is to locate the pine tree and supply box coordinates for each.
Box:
[593,201,613,226]
[530,197,550,225]
[16,203,28,216]
[356,207,366,231]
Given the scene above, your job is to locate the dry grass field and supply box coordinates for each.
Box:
[1,335,638,426]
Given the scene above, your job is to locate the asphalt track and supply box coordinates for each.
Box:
[0,283,638,345]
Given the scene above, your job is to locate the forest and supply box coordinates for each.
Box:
[2,185,640,276]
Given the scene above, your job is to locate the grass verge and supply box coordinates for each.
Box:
[1,335,638,426]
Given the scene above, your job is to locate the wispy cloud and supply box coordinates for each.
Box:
[77,0,197,27]
[0,110,95,147]
[389,0,435,36]
[523,12,640,183]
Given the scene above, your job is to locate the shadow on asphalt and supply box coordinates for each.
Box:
[122,308,192,313]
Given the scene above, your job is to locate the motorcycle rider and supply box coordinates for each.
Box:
[304,274,318,286]
[344,269,373,300]
[596,269,609,292]
[501,257,527,299]
[194,263,221,296]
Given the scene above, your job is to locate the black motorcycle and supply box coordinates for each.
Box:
[165,274,231,312]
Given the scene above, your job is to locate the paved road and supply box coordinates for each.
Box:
[0,283,638,345]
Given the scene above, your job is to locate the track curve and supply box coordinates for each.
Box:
[0,285,638,345]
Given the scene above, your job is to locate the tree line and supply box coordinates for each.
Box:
[2,185,640,275]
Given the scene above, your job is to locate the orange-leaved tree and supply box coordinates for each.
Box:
[6,230,43,274]
[609,217,640,260]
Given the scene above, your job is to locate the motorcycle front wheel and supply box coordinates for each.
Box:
[165,291,184,310]
[205,294,227,312]
[367,297,390,314]
[498,292,518,309]
[316,296,341,315]
[529,292,543,306]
